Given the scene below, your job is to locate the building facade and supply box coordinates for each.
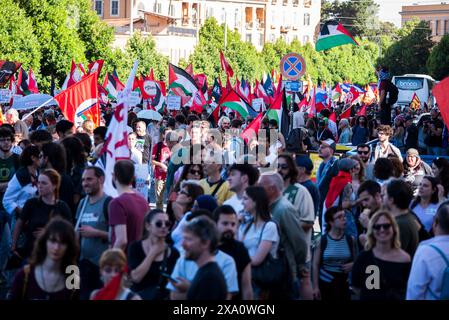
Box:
[400,3,449,42]
[92,0,320,64]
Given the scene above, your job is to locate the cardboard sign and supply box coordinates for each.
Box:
[167,95,181,110]
[134,164,149,200]
[0,89,11,104]
[127,91,141,106]
[252,98,265,112]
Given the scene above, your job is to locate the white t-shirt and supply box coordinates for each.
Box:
[238,220,279,258]
[223,194,244,216]
[167,250,239,293]
[413,203,439,232]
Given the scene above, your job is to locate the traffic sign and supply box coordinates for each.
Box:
[283,80,303,93]
[280,53,306,81]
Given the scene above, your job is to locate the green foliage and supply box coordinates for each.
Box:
[0,0,41,72]
[427,34,449,80]
[380,19,434,76]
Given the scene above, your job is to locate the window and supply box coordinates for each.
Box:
[304,13,310,26]
[111,0,119,16]
[246,33,252,44]
[169,4,175,16]
[157,3,162,13]
[270,34,276,42]
[303,35,309,43]
[234,9,240,28]
[445,20,449,34]
[259,33,264,46]
[435,20,439,35]
[94,0,103,16]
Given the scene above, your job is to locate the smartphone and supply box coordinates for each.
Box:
[161,272,178,283]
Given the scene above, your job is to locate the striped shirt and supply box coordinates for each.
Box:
[322,234,352,273]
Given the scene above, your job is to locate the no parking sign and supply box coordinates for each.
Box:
[280,53,306,81]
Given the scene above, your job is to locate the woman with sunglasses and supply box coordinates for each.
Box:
[312,206,356,301]
[127,209,180,300]
[352,211,411,300]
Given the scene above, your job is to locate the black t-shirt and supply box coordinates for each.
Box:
[218,240,251,300]
[19,197,72,257]
[427,118,444,147]
[127,241,180,294]
[59,173,75,220]
[352,250,411,300]
[187,261,227,300]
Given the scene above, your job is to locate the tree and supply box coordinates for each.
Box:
[0,0,41,75]
[381,19,433,76]
[427,34,449,80]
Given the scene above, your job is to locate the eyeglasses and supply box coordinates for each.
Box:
[277,164,289,170]
[155,221,171,228]
[373,223,392,231]
[357,151,370,155]
[189,169,201,175]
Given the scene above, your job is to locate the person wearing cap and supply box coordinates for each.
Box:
[321,157,359,237]
[296,155,321,219]
[403,148,433,196]
[404,115,418,151]
[316,138,339,228]
[372,125,403,163]
[424,107,444,156]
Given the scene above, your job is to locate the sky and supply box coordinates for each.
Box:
[342,0,443,27]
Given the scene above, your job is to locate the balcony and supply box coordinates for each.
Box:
[280,26,288,33]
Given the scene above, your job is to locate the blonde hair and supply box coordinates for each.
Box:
[365,211,401,251]
[99,248,127,271]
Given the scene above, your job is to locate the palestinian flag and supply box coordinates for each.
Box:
[332,83,343,102]
[263,74,275,97]
[410,93,421,111]
[316,20,359,52]
[211,78,222,103]
[267,89,290,139]
[88,60,104,75]
[103,72,124,101]
[169,63,198,97]
[151,82,166,113]
[219,89,253,119]
[0,61,21,87]
[16,67,30,95]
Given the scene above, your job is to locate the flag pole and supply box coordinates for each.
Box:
[21,97,56,120]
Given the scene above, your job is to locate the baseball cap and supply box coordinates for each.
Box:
[295,155,314,172]
[319,138,336,151]
[338,158,358,172]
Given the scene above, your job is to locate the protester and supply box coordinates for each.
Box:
[424,107,444,156]
[356,143,374,180]
[404,115,419,151]
[75,167,112,300]
[403,148,433,195]
[109,160,148,252]
[8,218,79,300]
[357,180,383,247]
[55,120,74,142]
[295,155,321,219]
[432,157,449,199]
[128,209,179,300]
[91,249,141,300]
[312,206,356,300]
[134,120,152,164]
[373,158,395,185]
[338,119,352,144]
[410,176,441,233]
[152,130,173,209]
[127,132,142,165]
[372,125,403,162]
[352,211,411,300]
[351,116,370,146]
[407,202,449,300]
[214,205,253,300]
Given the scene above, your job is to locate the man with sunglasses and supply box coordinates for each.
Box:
[372,125,403,163]
[356,144,374,180]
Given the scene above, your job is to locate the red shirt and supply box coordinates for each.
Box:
[152,142,171,180]
[109,192,148,249]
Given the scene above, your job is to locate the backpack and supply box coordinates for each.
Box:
[385,80,399,105]
[428,245,449,300]
[286,128,307,153]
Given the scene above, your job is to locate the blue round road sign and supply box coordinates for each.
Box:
[280,53,306,80]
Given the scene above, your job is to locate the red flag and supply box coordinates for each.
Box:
[226,76,232,92]
[210,104,220,124]
[241,112,264,143]
[149,68,155,81]
[28,68,39,94]
[298,96,308,112]
[433,77,449,130]
[340,106,351,119]
[190,90,207,114]
[54,72,100,127]
[185,64,194,76]
[357,105,366,117]
[220,51,234,78]
[88,60,104,75]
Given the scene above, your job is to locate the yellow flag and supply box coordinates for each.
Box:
[410,93,421,110]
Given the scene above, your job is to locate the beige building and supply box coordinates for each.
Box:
[400,3,449,42]
[92,0,320,64]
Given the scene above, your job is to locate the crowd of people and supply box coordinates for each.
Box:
[0,66,448,301]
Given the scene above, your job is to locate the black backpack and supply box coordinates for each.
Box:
[385,80,399,105]
[286,128,307,153]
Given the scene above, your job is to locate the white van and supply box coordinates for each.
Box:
[391,74,436,109]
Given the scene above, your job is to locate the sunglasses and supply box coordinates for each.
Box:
[155,221,171,228]
[373,223,392,231]
[189,169,201,175]
[179,190,189,196]
[357,151,370,155]
[277,164,289,170]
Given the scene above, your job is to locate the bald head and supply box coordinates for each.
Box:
[258,172,284,202]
